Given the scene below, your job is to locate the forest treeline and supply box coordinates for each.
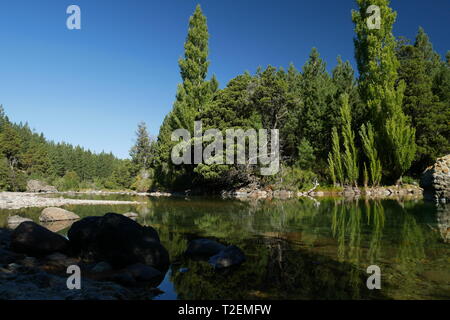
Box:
[0,108,135,191]
[1,0,449,193]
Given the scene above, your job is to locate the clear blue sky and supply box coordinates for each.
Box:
[0,0,448,159]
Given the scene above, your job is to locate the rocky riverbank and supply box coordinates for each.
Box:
[0,212,246,300]
[0,192,146,210]
[222,185,424,200]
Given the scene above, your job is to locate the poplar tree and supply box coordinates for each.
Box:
[353,0,416,183]
[340,94,359,187]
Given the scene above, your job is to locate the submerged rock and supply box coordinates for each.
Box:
[91,261,113,273]
[0,248,24,265]
[0,228,12,249]
[68,213,169,271]
[123,212,139,219]
[10,222,69,257]
[39,207,80,222]
[7,215,33,226]
[185,239,226,257]
[208,245,246,269]
[124,263,162,283]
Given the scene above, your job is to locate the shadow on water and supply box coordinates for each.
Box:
[1,196,449,300]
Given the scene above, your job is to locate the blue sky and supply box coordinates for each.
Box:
[0,0,448,159]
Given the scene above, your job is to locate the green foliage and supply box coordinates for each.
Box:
[359,123,382,187]
[353,0,416,183]
[296,139,315,170]
[56,171,80,191]
[340,94,359,186]
[397,29,450,172]
[328,127,344,186]
[130,122,154,171]
[277,166,317,192]
[131,169,154,192]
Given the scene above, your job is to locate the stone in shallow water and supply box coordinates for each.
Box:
[7,215,33,226]
[208,245,246,270]
[39,207,80,222]
[185,239,226,257]
[68,213,168,271]
[124,263,162,283]
[10,221,69,257]
[123,212,139,219]
[91,261,113,273]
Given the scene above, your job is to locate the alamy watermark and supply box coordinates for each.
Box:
[366,265,381,290]
[171,121,280,175]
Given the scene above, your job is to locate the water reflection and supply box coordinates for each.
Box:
[0,196,448,300]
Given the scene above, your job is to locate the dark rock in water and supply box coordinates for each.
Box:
[0,248,24,265]
[208,245,246,270]
[67,216,102,259]
[0,228,12,249]
[91,261,113,273]
[111,272,136,287]
[68,213,169,271]
[125,263,163,284]
[10,222,69,257]
[185,239,226,257]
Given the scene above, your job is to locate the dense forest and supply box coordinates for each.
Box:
[1,0,449,193]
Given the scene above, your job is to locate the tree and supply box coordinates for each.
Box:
[397,34,450,171]
[353,0,416,183]
[0,122,21,169]
[340,94,359,187]
[155,4,215,189]
[359,123,382,186]
[130,122,153,170]
[299,48,335,167]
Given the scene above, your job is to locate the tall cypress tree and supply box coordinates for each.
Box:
[155,4,215,189]
[353,0,416,183]
[172,4,211,132]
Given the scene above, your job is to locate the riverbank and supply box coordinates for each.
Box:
[222,184,424,200]
[0,192,146,210]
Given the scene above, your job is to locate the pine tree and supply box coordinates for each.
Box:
[397,33,450,171]
[130,122,153,170]
[300,48,334,166]
[353,0,416,183]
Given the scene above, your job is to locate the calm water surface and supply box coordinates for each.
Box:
[1,195,449,300]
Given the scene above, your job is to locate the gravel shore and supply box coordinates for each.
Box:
[0,192,145,210]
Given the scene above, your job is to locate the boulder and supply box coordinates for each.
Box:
[39,207,80,222]
[10,222,69,256]
[7,215,33,226]
[185,239,226,257]
[26,180,58,193]
[41,220,75,233]
[421,155,450,202]
[208,245,246,269]
[68,213,168,271]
